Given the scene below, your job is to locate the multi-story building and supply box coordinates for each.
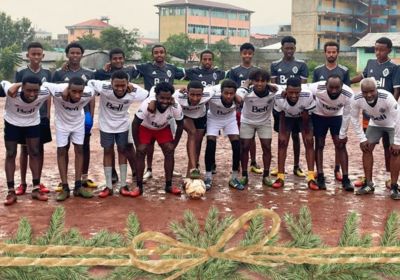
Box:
[66,17,111,43]
[155,0,253,46]
[292,0,400,51]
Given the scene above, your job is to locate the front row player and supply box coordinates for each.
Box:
[351,78,400,199]
[272,77,318,189]
[132,82,184,196]
[1,77,50,205]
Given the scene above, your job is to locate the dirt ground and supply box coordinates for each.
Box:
[0,96,397,248]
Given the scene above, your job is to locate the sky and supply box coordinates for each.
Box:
[0,0,291,38]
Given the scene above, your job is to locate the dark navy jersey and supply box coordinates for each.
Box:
[94,66,138,81]
[312,64,351,86]
[15,65,52,118]
[135,62,185,91]
[270,58,308,85]
[362,59,400,94]
[226,65,259,87]
[52,67,95,83]
[185,66,225,87]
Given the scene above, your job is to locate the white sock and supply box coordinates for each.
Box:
[205,171,212,180]
[119,164,127,187]
[231,171,238,179]
[104,167,112,188]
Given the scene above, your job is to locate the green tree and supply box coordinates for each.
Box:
[100,27,139,58]
[0,12,34,50]
[0,44,23,80]
[209,39,234,68]
[77,33,102,50]
[164,33,205,63]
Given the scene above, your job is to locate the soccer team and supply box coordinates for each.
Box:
[1,34,400,206]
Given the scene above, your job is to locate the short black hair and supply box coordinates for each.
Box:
[249,68,270,82]
[281,36,296,46]
[221,79,237,92]
[111,70,129,81]
[65,42,84,55]
[376,37,392,49]
[109,48,125,60]
[286,77,301,88]
[68,77,85,87]
[327,74,343,86]
[187,80,204,91]
[240,43,255,52]
[152,44,166,54]
[22,75,42,86]
[324,41,340,52]
[155,82,175,95]
[200,49,214,60]
[27,42,43,51]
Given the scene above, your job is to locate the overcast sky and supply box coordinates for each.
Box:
[1,0,291,38]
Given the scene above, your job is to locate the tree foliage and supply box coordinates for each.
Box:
[0,44,23,80]
[164,33,205,63]
[77,33,102,50]
[100,27,139,58]
[0,12,34,50]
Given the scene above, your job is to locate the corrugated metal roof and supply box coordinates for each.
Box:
[155,0,253,13]
[352,32,400,48]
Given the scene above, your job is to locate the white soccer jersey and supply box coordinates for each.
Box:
[43,82,95,131]
[135,99,183,130]
[236,87,278,125]
[88,80,148,133]
[351,89,400,144]
[207,85,237,121]
[1,80,50,127]
[308,81,353,139]
[274,88,315,118]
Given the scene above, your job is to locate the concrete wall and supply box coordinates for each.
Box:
[159,15,186,42]
[291,0,318,52]
[67,28,103,43]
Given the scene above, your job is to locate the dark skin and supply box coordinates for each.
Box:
[132,90,184,190]
[200,53,213,70]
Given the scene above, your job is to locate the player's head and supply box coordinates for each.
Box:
[152,44,166,64]
[285,77,302,103]
[281,36,296,59]
[26,42,44,65]
[326,74,343,98]
[109,48,125,69]
[111,70,129,97]
[187,80,204,105]
[68,77,85,103]
[200,50,214,69]
[324,41,339,63]
[220,79,237,105]
[65,42,84,65]
[375,37,392,62]
[239,43,255,65]
[155,82,175,110]
[21,75,42,103]
[360,77,378,104]
[249,68,270,94]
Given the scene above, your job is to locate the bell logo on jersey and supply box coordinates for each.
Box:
[379,108,386,114]
[292,66,298,74]
[376,77,386,89]
[251,106,268,113]
[106,102,123,111]
[17,107,35,114]
[383,68,389,77]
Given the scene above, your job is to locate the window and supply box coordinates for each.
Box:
[211,26,226,36]
[70,29,74,35]
[211,10,227,19]
[238,28,249,37]
[188,24,209,34]
[190,7,208,17]
[228,28,237,36]
[161,7,185,16]
[238,13,250,21]
[228,12,237,20]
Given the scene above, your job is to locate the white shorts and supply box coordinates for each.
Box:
[56,127,85,147]
[207,117,238,136]
[240,122,272,139]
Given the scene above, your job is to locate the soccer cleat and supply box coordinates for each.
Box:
[211,164,217,175]
[82,179,98,188]
[386,179,391,189]
[334,170,343,181]
[112,169,119,185]
[165,185,182,195]
[73,187,94,198]
[342,179,354,192]
[119,186,133,197]
[250,163,263,174]
[56,189,70,201]
[4,190,17,206]
[173,170,182,177]
[55,183,63,192]
[272,178,284,189]
[317,176,327,190]
[307,179,319,191]
[355,182,375,195]
[390,185,400,200]
[31,189,48,201]
[39,183,50,193]
[204,178,212,191]
[99,187,113,198]
[131,187,143,197]
[354,176,365,188]
[270,168,278,176]
[229,178,245,190]
[262,176,273,187]
[189,168,201,180]
[143,170,153,182]
[15,184,27,195]
[240,176,249,186]
[293,166,306,177]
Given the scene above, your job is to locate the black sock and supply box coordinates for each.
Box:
[231,140,240,171]
[334,165,340,172]
[317,173,324,180]
[165,180,172,189]
[294,165,299,169]
[147,167,152,172]
[242,170,248,177]
[391,183,398,190]
[205,139,216,172]
[342,175,349,182]
[137,181,143,190]
[263,170,269,178]
[62,183,70,191]
[32,179,40,187]
[7,181,14,191]
[74,180,82,190]
[250,160,257,166]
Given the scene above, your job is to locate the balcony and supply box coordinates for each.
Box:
[388,9,399,16]
[317,6,353,16]
[371,18,388,24]
[317,25,353,33]
[371,0,388,5]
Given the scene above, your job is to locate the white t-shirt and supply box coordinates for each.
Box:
[88,80,148,133]
[135,99,183,130]
[43,82,95,131]
[351,89,400,144]
[1,80,50,127]
[274,88,315,118]
[207,85,237,121]
[236,87,278,125]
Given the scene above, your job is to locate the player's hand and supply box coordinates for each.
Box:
[62,87,69,101]
[127,83,136,93]
[267,83,278,93]
[103,62,111,72]
[169,97,176,106]
[234,95,243,105]
[178,87,187,93]
[360,140,371,153]
[147,100,156,113]
[7,83,22,98]
[242,79,251,89]
[61,62,69,71]
[136,144,147,154]
[390,144,400,156]
[281,90,287,97]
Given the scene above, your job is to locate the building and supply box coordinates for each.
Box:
[155,0,253,46]
[292,0,400,52]
[352,32,400,71]
[65,17,111,43]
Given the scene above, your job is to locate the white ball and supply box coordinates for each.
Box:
[183,178,206,199]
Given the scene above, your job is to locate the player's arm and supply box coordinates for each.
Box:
[270,64,277,84]
[389,99,400,154]
[302,95,315,134]
[172,104,184,148]
[132,115,143,148]
[6,82,22,98]
[0,81,11,97]
[300,63,309,84]
[339,95,353,141]
[129,83,149,101]
[351,63,368,84]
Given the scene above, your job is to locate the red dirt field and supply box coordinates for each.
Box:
[0,97,397,247]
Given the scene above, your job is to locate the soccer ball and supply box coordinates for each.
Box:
[183,178,206,199]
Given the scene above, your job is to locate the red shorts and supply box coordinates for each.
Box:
[139,125,173,145]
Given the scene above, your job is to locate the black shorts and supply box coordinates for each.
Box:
[4,121,40,144]
[39,117,52,144]
[100,130,129,149]
[273,109,301,133]
[312,114,342,138]
[184,115,207,130]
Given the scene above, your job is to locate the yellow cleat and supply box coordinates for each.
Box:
[83,179,98,188]
[250,164,263,174]
[293,166,306,177]
[270,168,278,176]
[55,183,63,193]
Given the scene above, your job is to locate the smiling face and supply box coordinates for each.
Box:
[26,47,44,66]
[21,82,40,103]
[111,78,128,97]
[252,78,267,94]
[286,85,301,103]
[67,47,83,65]
[152,46,166,64]
[326,77,343,98]
[282,42,296,60]
[156,90,173,110]
[361,82,378,104]
[110,53,125,69]
[240,49,254,65]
